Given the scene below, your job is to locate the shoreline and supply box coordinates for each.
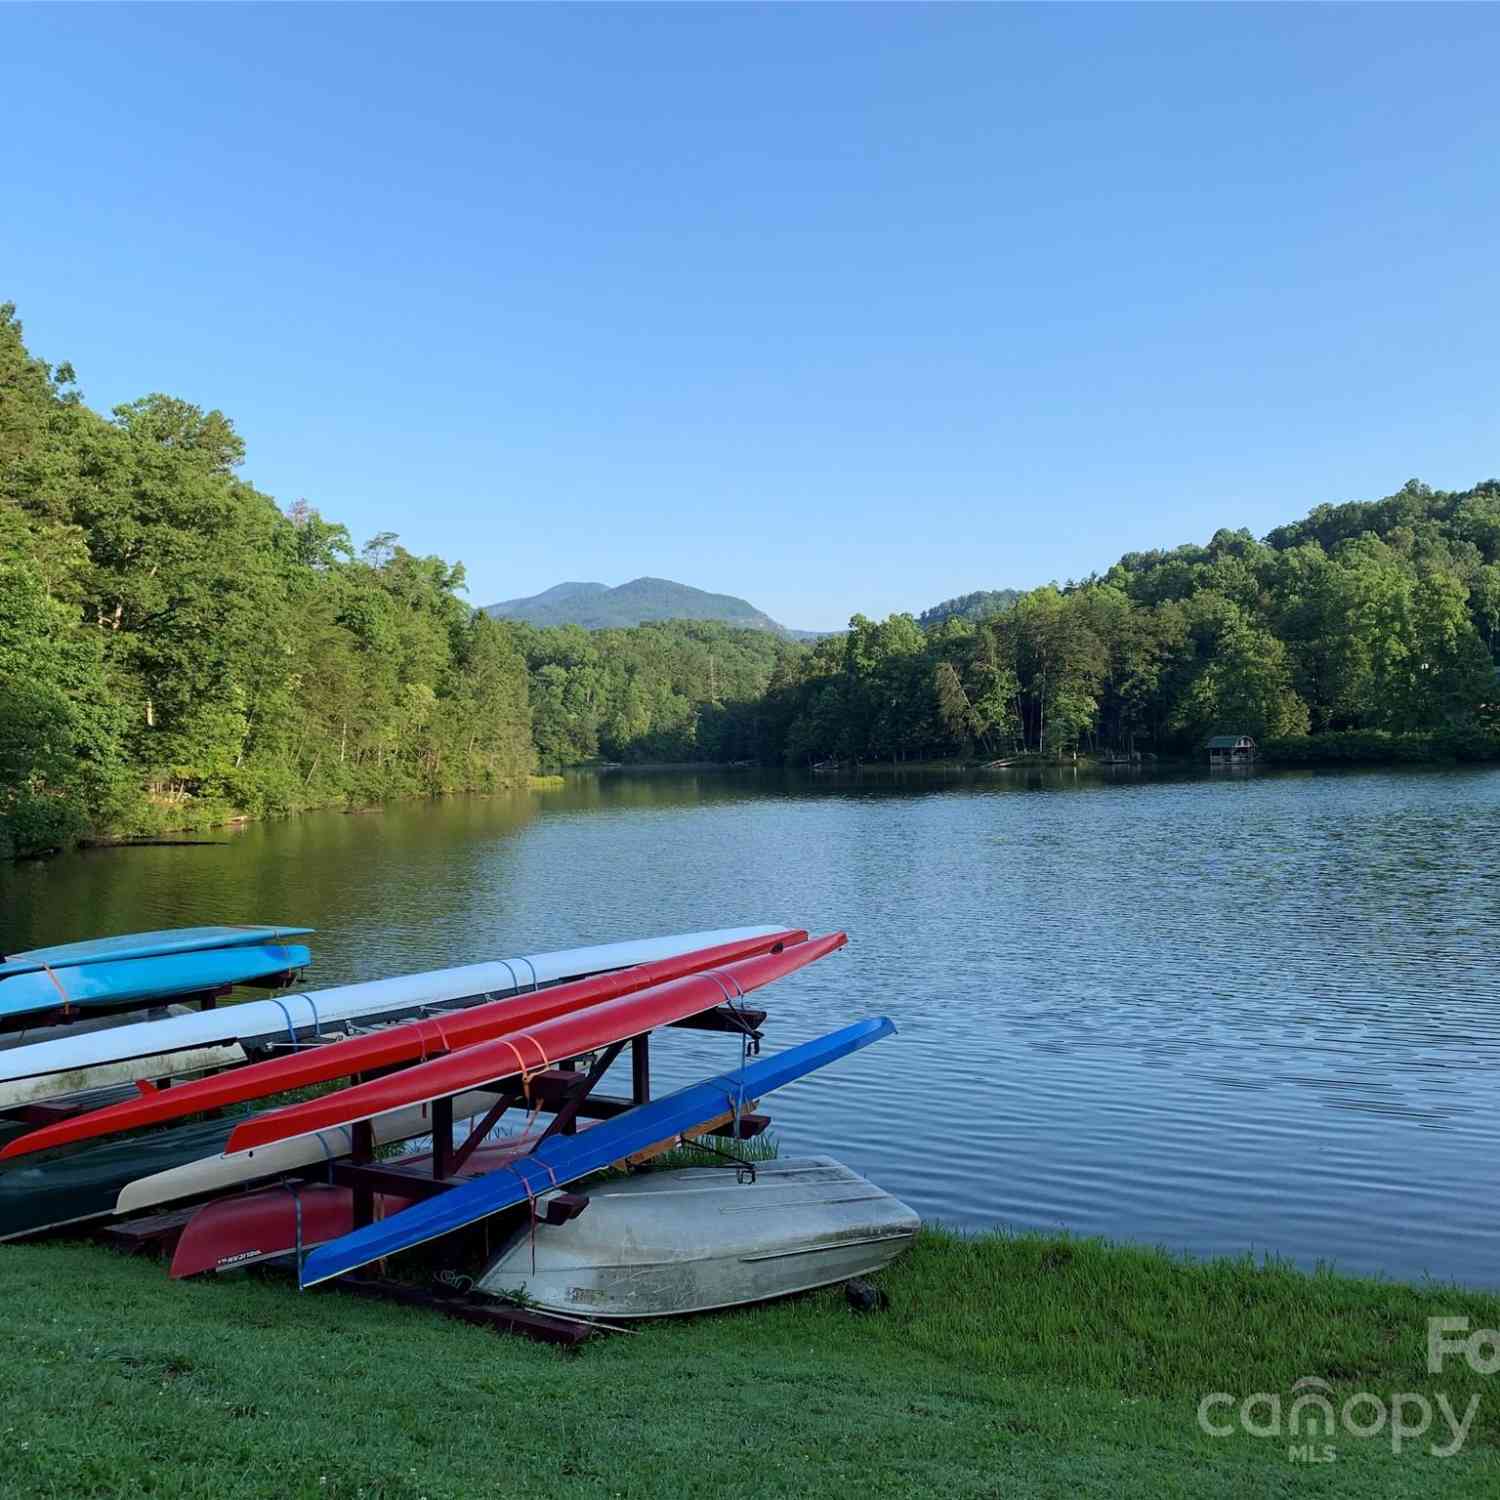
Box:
[12,737,1500,862]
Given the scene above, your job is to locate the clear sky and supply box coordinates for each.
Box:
[6,5,1498,630]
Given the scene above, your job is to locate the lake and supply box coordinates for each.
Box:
[3,765,1497,1287]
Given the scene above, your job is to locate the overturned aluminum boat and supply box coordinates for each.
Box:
[476,1156,919,1318]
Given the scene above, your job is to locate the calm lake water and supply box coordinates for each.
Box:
[3,766,1498,1287]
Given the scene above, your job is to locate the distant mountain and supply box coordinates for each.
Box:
[917,589,1022,629]
[485,576,798,634]
[485,581,609,619]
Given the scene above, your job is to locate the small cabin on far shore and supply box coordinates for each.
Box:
[1205,734,1256,766]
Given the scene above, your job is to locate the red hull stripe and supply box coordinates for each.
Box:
[227,933,847,1155]
[0,929,806,1160]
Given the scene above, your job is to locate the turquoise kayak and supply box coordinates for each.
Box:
[0,943,311,1022]
[0,926,314,979]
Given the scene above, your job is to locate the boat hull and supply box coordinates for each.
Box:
[168,1129,572,1276]
[0,1091,504,1238]
[0,1009,246,1111]
[0,1116,245,1240]
[0,926,313,979]
[0,926,787,1109]
[2,929,805,1160]
[0,944,311,1022]
[476,1157,919,1318]
[228,934,846,1155]
[114,1090,502,1216]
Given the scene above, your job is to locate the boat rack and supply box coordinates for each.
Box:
[95,1003,772,1347]
[332,1009,769,1233]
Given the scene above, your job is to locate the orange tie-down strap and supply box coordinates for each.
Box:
[487,1033,553,1094]
[40,963,72,1012]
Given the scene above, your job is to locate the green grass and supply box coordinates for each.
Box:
[2,1228,1499,1498]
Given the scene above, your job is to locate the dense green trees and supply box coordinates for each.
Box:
[917,589,1021,628]
[3,300,1496,858]
[760,481,1499,767]
[512,617,798,765]
[0,306,533,856]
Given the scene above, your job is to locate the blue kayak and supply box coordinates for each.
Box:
[299,1015,896,1288]
[0,944,312,1022]
[0,926,314,979]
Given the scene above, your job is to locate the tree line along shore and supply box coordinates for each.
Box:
[4,302,1498,857]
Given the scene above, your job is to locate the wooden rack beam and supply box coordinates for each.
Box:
[669,1005,767,1035]
[336,1276,595,1346]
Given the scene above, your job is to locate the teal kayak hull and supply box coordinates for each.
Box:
[1,926,313,978]
[0,944,311,1022]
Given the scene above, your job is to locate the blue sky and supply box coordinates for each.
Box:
[6,6,1498,630]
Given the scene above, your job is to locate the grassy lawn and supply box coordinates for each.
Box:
[2,1228,1498,1498]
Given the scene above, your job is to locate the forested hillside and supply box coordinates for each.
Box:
[758,489,1500,766]
[0,306,532,857]
[4,300,1497,858]
[917,589,1022,628]
[513,618,799,764]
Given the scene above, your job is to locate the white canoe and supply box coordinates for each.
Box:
[476,1156,919,1318]
[114,1090,501,1215]
[0,926,783,1111]
[0,1008,242,1111]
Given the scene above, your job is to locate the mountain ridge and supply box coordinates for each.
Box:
[484,576,1019,639]
[484,576,798,634]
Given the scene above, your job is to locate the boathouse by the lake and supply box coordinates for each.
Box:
[1205,734,1256,765]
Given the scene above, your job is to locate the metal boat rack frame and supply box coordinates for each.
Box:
[95,1000,771,1347]
[332,1006,765,1223]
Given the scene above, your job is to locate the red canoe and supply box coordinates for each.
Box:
[226,933,847,1155]
[0,928,806,1161]
[170,1133,556,1278]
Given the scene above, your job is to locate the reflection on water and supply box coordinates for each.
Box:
[4,765,1499,1286]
